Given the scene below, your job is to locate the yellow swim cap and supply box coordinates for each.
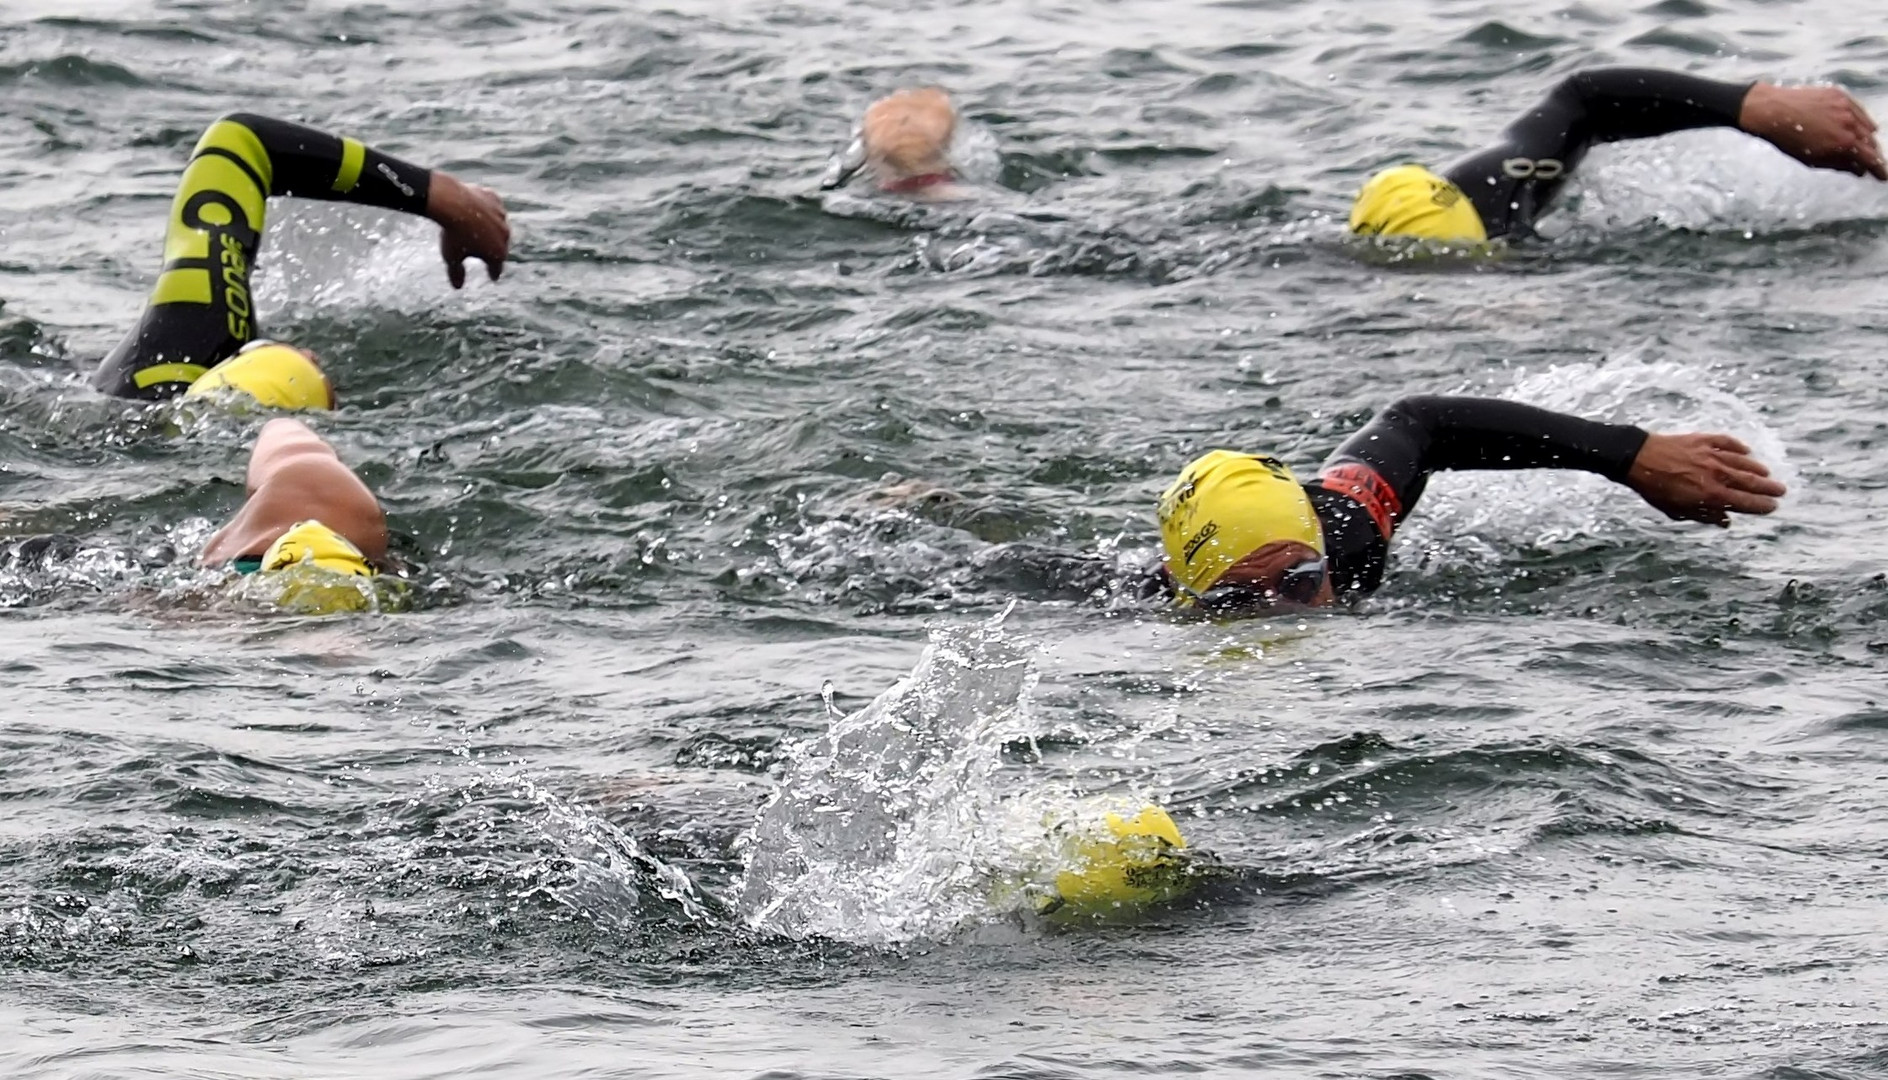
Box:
[1046,805,1193,916]
[262,520,375,578]
[1158,450,1323,598]
[184,342,333,411]
[236,520,377,615]
[1349,165,1487,244]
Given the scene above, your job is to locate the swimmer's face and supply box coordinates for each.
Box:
[1196,539,1333,612]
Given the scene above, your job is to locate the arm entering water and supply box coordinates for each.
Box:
[94,113,509,400]
[1442,68,1884,238]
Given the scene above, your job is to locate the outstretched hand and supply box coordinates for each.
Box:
[1626,433,1786,528]
[1739,82,1886,181]
[427,171,511,288]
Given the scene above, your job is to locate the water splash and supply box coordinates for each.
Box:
[738,508,973,609]
[511,774,718,932]
[947,120,1004,188]
[737,613,1074,943]
[409,761,721,936]
[1565,126,1888,234]
[250,203,449,316]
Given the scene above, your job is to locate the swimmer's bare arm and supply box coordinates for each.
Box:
[1738,84,1886,180]
[201,419,387,566]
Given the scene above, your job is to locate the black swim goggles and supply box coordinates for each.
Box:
[1192,558,1326,611]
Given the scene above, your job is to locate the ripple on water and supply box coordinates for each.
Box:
[6,0,1888,1072]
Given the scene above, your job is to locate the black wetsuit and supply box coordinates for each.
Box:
[1442,68,1753,239]
[1305,396,1649,596]
[93,114,434,399]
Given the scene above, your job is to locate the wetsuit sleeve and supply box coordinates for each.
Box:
[1442,68,1752,238]
[1309,395,1649,595]
[91,113,435,399]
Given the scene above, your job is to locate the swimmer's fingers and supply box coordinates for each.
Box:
[1850,93,1879,136]
[1836,92,1887,179]
[1702,445,1786,522]
[1712,469,1785,513]
[1859,129,1888,181]
[428,174,512,288]
[1702,435,1787,499]
[1844,99,1888,179]
[1744,84,1888,180]
[1628,432,1784,526]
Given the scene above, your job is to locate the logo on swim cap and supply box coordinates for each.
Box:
[1181,520,1220,565]
[1157,450,1324,599]
[1349,165,1488,244]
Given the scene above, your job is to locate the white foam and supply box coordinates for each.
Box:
[1562,126,1888,235]
[736,615,1128,944]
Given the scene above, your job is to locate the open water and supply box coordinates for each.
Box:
[5,0,1888,1076]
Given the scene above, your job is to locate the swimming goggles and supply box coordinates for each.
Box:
[1194,557,1326,610]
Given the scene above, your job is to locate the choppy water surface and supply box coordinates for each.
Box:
[6,0,1888,1076]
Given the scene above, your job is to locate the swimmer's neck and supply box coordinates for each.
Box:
[879,171,956,194]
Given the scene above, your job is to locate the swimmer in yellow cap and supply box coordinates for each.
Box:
[91,112,510,405]
[200,417,387,585]
[1349,68,1884,244]
[1159,396,1787,610]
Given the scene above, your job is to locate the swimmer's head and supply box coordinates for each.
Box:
[861,87,957,190]
[1047,804,1193,917]
[1157,450,1324,602]
[184,341,334,411]
[227,520,382,615]
[261,520,375,578]
[1349,165,1488,244]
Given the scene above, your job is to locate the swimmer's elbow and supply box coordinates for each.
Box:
[211,112,269,134]
[252,455,381,525]
[1378,394,1449,425]
[246,420,341,491]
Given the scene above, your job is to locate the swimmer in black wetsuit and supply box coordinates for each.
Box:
[1157,396,1787,610]
[93,112,509,402]
[1348,68,1885,243]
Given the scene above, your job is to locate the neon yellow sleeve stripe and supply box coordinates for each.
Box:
[132,362,210,389]
[163,155,269,246]
[152,268,213,306]
[333,137,365,194]
[192,119,273,191]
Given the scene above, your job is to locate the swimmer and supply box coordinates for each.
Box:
[0,419,386,611]
[1158,395,1787,610]
[1349,67,1885,243]
[201,417,385,591]
[93,112,509,404]
[820,87,970,199]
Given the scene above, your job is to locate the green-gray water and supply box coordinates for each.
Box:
[5,1,1888,1076]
